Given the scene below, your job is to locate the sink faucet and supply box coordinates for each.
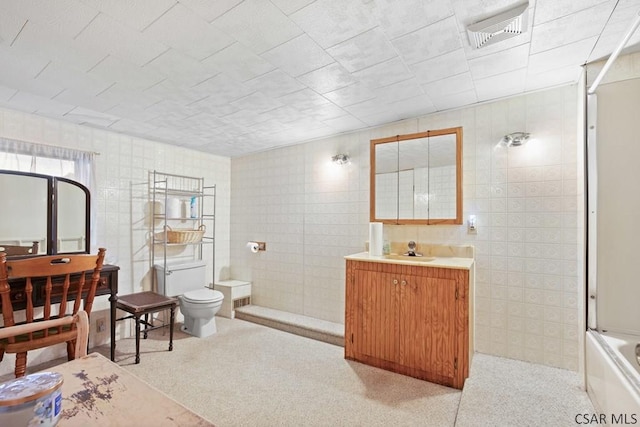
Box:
[405,241,422,257]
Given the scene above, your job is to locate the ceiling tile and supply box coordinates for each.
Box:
[392,16,462,64]
[530,2,614,54]
[245,70,306,98]
[0,45,50,80]
[178,0,244,23]
[257,105,309,124]
[143,79,211,106]
[261,34,334,77]
[373,78,425,104]
[410,49,469,85]
[302,103,348,121]
[588,1,640,61]
[322,114,367,131]
[64,106,120,126]
[468,44,530,80]
[0,54,63,99]
[374,0,454,39]
[105,104,160,123]
[535,0,612,25]
[430,89,478,111]
[36,62,113,96]
[327,28,398,72]
[201,43,275,82]
[230,92,284,114]
[144,49,214,88]
[188,97,240,118]
[525,65,583,91]
[223,109,271,127]
[87,55,165,91]
[143,4,235,60]
[296,62,356,94]
[5,91,67,114]
[352,57,414,89]
[212,0,303,54]
[11,20,106,71]
[0,84,18,101]
[323,82,376,107]
[53,89,118,113]
[0,0,98,38]
[78,0,175,31]
[422,72,475,99]
[277,89,332,110]
[0,9,26,46]
[343,97,389,118]
[528,37,597,74]
[474,68,527,101]
[191,73,254,106]
[389,94,436,121]
[183,112,227,129]
[109,117,158,134]
[33,96,76,117]
[95,83,162,109]
[270,0,316,15]
[290,0,378,49]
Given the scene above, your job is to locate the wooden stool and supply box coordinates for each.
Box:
[112,291,178,364]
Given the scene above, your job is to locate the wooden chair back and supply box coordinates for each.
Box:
[0,248,106,377]
[0,241,39,256]
[0,310,90,360]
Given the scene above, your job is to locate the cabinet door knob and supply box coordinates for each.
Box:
[401,280,407,286]
[393,279,398,285]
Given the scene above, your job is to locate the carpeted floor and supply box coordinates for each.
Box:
[6,317,595,426]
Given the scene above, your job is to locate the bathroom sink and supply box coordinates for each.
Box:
[383,254,436,262]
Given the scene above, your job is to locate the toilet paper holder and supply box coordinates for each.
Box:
[247,241,266,252]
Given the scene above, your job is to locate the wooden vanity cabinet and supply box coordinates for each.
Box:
[345,259,471,389]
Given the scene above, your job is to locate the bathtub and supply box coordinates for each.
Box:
[586,330,640,413]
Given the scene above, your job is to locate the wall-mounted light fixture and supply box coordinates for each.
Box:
[332,153,351,165]
[501,132,530,147]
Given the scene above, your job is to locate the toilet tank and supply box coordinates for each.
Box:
[154,260,207,296]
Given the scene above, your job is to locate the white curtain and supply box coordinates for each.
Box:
[0,137,97,252]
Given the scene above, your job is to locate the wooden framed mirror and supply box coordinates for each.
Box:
[0,170,90,257]
[370,127,463,225]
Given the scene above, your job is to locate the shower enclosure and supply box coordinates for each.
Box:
[585,43,640,413]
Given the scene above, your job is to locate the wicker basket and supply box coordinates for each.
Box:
[164,224,206,244]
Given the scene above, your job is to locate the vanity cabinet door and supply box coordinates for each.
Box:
[398,274,457,384]
[351,269,398,363]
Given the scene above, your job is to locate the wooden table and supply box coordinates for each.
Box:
[45,352,214,426]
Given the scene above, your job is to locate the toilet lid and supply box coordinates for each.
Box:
[182,289,224,303]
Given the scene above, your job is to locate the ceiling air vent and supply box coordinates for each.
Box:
[467,2,529,49]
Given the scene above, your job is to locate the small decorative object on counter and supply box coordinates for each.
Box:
[0,372,63,427]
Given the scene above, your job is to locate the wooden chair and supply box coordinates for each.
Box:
[0,310,90,362]
[0,248,106,377]
[0,241,39,256]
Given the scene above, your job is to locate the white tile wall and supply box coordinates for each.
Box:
[230,85,584,371]
[0,107,231,375]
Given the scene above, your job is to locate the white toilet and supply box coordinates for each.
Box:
[154,260,224,338]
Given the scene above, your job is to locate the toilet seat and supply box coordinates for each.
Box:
[182,288,224,304]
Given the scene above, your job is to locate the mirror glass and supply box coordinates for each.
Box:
[370,127,462,225]
[0,173,48,254]
[57,179,88,253]
[0,170,90,257]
